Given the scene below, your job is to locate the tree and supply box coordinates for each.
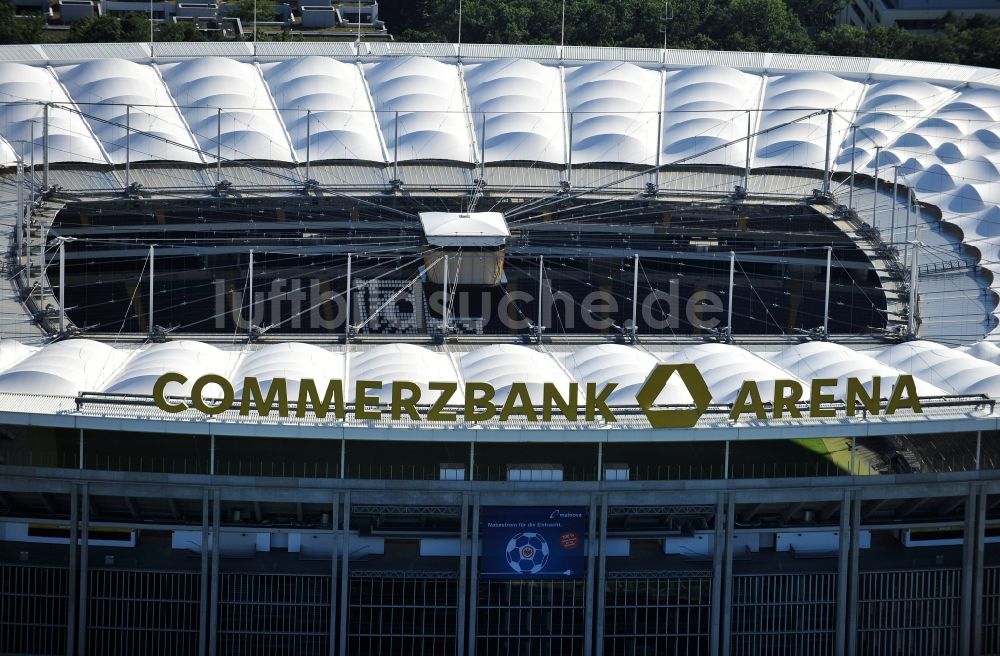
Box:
[68,15,124,43]
[714,0,813,54]
[785,0,847,33]
[121,13,151,41]
[815,24,915,60]
[0,3,45,44]
[155,21,208,42]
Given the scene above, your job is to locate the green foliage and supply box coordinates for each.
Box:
[10,0,998,69]
[716,0,813,53]
[155,21,208,41]
[224,0,277,24]
[0,2,45,44]
[68,15,125,42]
[121,13,152,41]
[815,24,915,59]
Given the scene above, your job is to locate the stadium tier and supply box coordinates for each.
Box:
[0,42,998,655]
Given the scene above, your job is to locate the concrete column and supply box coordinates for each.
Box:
[208,490,220,656]
[720,495,735,656]
[847,491,861,656]
[835,490,851,656]
[327,497,339,656]
[709,494,724,656]
[77,483,89,656]
[468,495,481,656]
[66,484,78,656]
[972,485,987,656]
[960,487,977,655]
[583,494,598,656]
[595,494,608,656]
[456,493,470,656]
[338,491,351,656]
[198,488,210,656]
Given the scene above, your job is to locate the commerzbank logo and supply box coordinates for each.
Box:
[634,363,923,428]
[635,363,713,429]
[152,365,922,427]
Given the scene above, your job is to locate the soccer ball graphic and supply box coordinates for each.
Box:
[505,532,550,574]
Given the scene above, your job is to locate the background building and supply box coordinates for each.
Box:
[838,0,1000,31]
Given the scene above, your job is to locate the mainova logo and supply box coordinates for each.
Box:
[151,366,923,426]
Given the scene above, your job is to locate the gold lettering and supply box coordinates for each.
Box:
[729,381,766,420]
[191,374,234,416]
[427,382,458,421]
[585,382,618,422]
[809,378,838,418]
[464,382,496,422]
[295,379,345,419]
[354,380,382,420]
[886,374,922,414]
[542,382,578,422]
[846,377,879,416]
[773,379,803,419]
[240,377,288,417]
[499,383,537,421]
[153,372,188,413]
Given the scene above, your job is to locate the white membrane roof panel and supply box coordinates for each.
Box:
[0,63,107,166]
[231,342,345,399]
[260,56,385,164]
[349,343,462,404]
[559,343,691,406]
[458,344,577,404]
[363,56,473,162]
[767,341,944,398]
[754,72,864,170]
[55,59,202,164]
[662,66,765,167]
[564,61,661,165]
[657,343,801,404]
[0,339,127,396]
[877,340,1000,398]
[158,57,295,162]
[102,340,229,396]
[463,58,566,164]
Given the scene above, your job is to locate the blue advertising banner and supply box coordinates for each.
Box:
[480,506,587,579]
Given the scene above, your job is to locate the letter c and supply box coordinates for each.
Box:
[153,372,188,413]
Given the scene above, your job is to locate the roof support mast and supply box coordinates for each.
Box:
[823,245,832,338]
[216,108,222,186]
[148,244,154,337]
[15,150,22,261]
[442,255,449,336]
[872,146,882,221]
[42,103,48,190]
[345,253,352,342]
[822,109,833,196]
[727,251,735,341]
[305,109,311,183]
[630,253,639,344]
[125,105,131,192]
[59,239,66,333]
[247,249,254,337]
[536,255,544,342]
[891,166,898,247]
[743,110,751,195]
[848,124,857,210]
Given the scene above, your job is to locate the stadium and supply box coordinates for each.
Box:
[0,39,998,655]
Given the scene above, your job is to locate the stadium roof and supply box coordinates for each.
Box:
[1,43,999,340]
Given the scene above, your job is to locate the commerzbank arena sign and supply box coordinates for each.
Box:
[152,364,923,429]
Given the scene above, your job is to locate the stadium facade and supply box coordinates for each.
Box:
[0,40,998,655]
